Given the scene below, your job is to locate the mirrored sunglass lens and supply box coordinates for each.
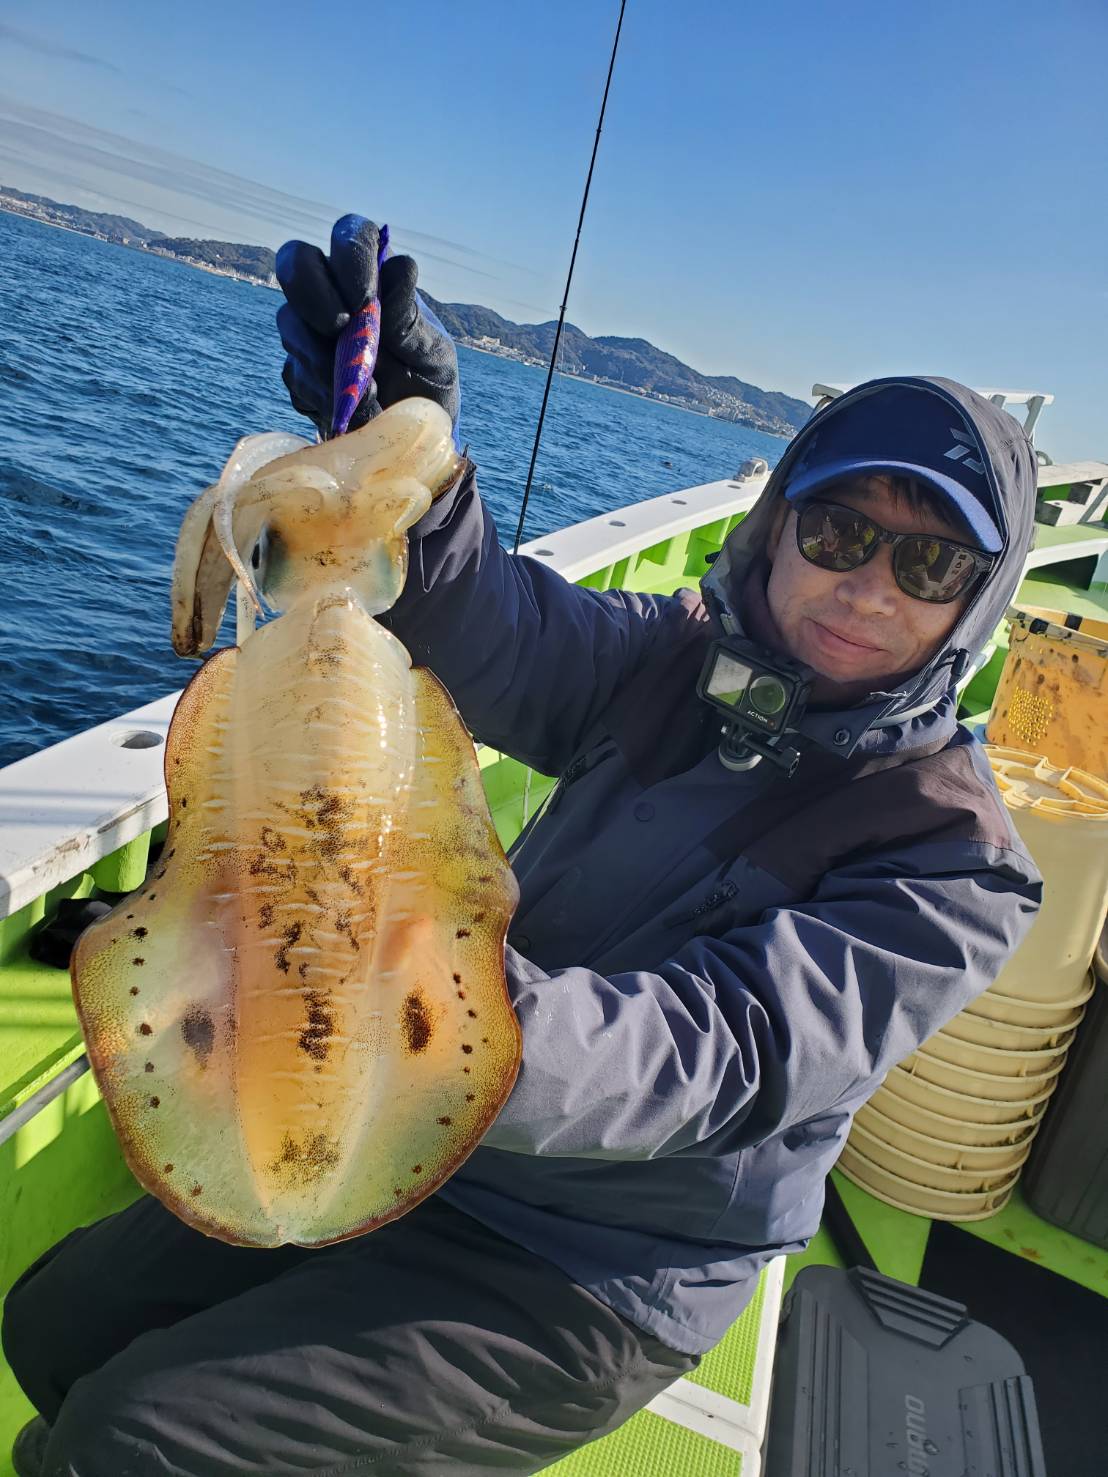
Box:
[896,539,977,600]
[798,505,875,570]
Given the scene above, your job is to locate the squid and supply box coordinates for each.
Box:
[71,398,520,1247]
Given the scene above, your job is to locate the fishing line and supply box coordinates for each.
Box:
[512,0,628,554]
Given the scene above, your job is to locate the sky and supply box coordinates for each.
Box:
[1,0,1105,458]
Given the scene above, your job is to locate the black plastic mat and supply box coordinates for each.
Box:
[919,1220,1108,1476]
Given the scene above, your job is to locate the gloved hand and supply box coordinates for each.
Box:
[276,214,460,439]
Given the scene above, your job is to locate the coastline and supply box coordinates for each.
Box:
[0,204,275,288]
[1,203,792,437]
[0,206,98,243]
[459,343,789,437]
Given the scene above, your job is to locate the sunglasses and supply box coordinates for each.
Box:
[794,499,995,604]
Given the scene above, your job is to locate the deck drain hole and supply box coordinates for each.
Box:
[671,499,687,505]
[115,730,164,750]
[608,519,626,527]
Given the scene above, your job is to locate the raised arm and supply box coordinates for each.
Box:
[277,214,682,771]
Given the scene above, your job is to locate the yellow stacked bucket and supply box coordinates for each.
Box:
[987,607,1107,779]
[840,743,1108,1221]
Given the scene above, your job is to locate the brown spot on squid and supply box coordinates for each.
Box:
[401,991,433,1054]
[181,1007,215,1066]
[299,991,334,1061]
[275,921,303,973]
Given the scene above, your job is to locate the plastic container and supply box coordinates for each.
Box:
[941,1008,1081,1053]
[856,1104,1040,1169]
[849,1115,1034,1185]
[865,1084,1047,1147]
[984,749,1108,1001]
[919,1027,1076,1076]
[882,1062,1058,1125]
[837,1142,1019,1221]
[901,1048,1066,1103]
[965,972,1094,1027]
[986,606,1108,778]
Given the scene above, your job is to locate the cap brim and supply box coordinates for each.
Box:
[784,457,1002,554]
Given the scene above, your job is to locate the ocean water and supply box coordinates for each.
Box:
[0,210,787,767]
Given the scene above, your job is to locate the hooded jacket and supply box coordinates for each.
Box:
[381,376,1043,1354]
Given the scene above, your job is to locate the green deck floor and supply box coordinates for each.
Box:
[783,1172,1107,1297]
[546,1408,744,1476]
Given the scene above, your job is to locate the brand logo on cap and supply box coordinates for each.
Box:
[944,428,985,476]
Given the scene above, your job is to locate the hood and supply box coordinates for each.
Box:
[701,376,1038,756]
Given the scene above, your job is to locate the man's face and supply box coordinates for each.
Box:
[764,476,971,701]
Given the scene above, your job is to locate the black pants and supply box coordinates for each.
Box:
[2,1194,695,1475]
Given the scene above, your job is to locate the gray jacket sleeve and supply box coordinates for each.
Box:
[481,839,1042,1160]
[381,462,679,774]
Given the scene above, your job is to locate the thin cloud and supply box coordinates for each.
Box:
[0,96,526,282]
[0,103,335,240]
[0,21,123,74]
[396,243,504,283]
[397,227,538,278]
[0,26,191,97]
[0,152,249,237]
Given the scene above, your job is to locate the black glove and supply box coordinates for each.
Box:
[276,214,460,439]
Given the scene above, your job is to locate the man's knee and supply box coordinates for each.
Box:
[41,1372,159,1477]
[3,1276,65,1424]
[3,1225,103,1425]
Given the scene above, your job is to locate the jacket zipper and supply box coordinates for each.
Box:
[507,741,617,863]
[667,878,740,929]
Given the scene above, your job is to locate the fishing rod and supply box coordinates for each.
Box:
[512,0,628,554]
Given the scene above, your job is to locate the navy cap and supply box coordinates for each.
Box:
[784,385,1003,553]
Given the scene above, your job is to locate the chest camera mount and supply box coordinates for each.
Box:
[697,639,812,777]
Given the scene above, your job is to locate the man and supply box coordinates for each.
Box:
[4,217,1041,1476]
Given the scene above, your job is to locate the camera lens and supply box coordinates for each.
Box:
[747,675,788,717]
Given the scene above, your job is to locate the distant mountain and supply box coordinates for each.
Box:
[420,294,808,435]
[148,235,276,281]
[0,184,163,246]
[0,186,272,282]
[0,184,808,434]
